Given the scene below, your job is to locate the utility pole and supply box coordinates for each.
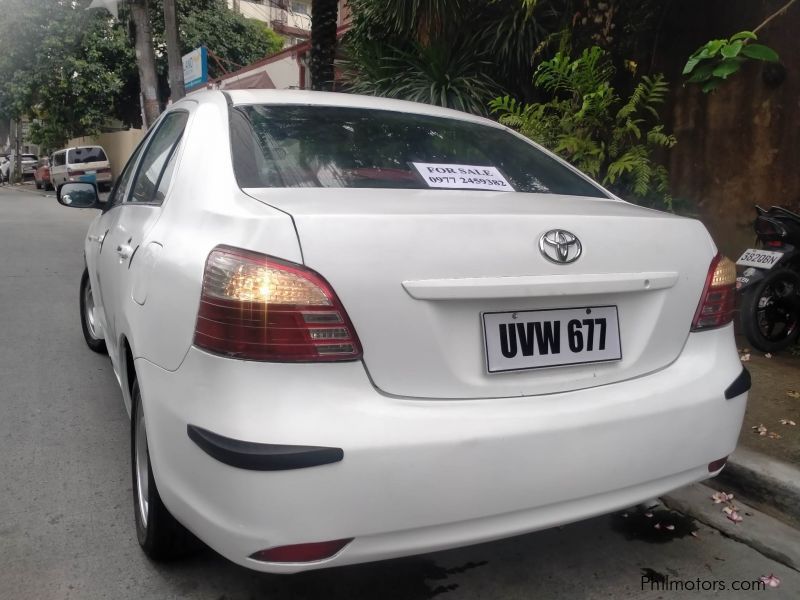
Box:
[12,119,21,183]
[163,0,185,101]
[130,0,161,127]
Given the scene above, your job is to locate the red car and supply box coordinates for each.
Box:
[34,157,52,190]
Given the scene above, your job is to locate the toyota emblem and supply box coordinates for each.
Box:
[539,230,582,264]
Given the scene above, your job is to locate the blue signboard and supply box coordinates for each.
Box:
[182,47,209,89]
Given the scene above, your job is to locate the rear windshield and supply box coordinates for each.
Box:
[68,147,107,164]
[230,105,607,197]
[22,154,37,161]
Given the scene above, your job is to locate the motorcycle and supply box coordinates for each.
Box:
[736,206,800,353]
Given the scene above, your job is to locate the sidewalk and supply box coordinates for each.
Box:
[702,337,800,529]
[736,341,800,465]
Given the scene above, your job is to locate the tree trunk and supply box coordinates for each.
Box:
[130,0,160,126]
[310,0,339,91]
[163,0,185,102]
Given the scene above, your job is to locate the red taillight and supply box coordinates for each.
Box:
[691,253,736,331]
[97,167,111,174]
[250,538,353,563]
[194,246,362,361]
[68,169,85,176]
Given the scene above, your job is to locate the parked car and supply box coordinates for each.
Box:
[4,152,38,180]
[56,90,748,574]
[33,156,52,190]
[50,145,113,191]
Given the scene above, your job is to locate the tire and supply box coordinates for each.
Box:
[79,268,107,354]
[131,379,198,560]
[740,268,800,353]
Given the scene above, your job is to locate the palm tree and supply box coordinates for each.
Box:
[310,0,339,91]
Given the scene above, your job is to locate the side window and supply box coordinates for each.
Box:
[53,152,65,167]
[128,111,188,205]
[106,141,146,208]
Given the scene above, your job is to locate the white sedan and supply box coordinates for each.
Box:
[58,90,748,573]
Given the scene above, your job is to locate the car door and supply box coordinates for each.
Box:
[94,110,189,364]
[84,135,149,352]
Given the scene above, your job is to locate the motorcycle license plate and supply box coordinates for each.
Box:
[736,249,783,269]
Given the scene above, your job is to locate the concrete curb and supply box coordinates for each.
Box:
[712,447,800,531]
[663,483,800,572]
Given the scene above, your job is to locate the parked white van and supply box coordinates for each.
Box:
[50,146,113,191]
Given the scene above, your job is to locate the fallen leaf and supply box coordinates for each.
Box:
[779,419,797,426]
[665,524,675,531]
[759,574,781,588]
[765,353,773,358]
[768,432,782,440]
[644,512,653,518]
[740,353,751,362]
[690,531,698,538]
[654,522,661,530]
[787,390,800,399]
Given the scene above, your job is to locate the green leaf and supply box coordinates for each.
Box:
[721,40,743,58]
[701,79,722,93]
[682,56,702,75]
[686,62,715,83]
[740,43,780,62]
[730,31,757,42]
[712,58,743,79]
[704,40,726,57]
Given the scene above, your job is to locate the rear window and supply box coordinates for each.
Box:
[68,147,107,164]
[230,105,607,197]
[22,154,37,161]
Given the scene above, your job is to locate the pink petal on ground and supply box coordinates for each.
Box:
[726,510,743,524]
[759,574,781,588]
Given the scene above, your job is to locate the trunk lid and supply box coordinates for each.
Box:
[246,188,715,399]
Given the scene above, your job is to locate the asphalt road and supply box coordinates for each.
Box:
[1,185,799,599]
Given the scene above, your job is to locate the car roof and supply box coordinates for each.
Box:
[190,89,505,131]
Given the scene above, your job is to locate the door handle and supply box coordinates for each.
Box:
[116,244,133,260]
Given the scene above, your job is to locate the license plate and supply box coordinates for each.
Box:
[736,248,783,269]
[482,306,622,373]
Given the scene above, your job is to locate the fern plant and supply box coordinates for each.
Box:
[490,47,676,209]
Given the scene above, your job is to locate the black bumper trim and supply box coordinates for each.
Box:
[187,425,343,471]
[724,367,752,400]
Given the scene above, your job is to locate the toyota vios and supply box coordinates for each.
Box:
[57,90,749,573]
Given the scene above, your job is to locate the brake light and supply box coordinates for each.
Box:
[194,246,362,361]
[691,254,736,331]
[68,169,85,176]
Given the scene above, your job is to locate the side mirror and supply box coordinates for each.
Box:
[57,182,100,209]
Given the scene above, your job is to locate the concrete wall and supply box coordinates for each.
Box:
[656,0,800,257]
[67,129,145,180]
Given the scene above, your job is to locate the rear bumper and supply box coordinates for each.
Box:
[135,324,746,573]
